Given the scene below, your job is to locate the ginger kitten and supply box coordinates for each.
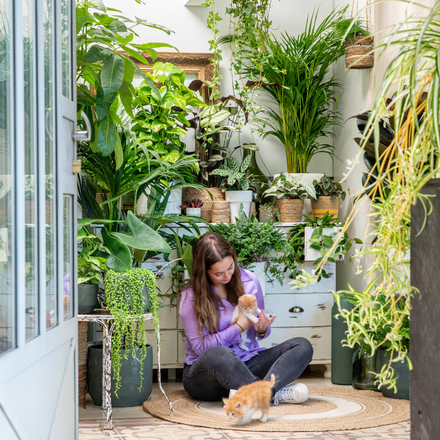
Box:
[230,294,260,351]
[223,374,276,425]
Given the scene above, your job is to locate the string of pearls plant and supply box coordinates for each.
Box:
[105,268,160,396]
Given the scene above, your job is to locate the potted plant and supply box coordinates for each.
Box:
[77,226,107,314]
[211,154,255,222]
[339,17,374,69]
[311,175,346,219]
[263,173,316,222]
[179,199,203,217]
[258,203,279,223]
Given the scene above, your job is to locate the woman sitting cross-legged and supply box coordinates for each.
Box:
[179,232,313,403]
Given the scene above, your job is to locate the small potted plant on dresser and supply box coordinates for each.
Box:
[263,173,316,222]
[212,154,255,223]
[179,199,203,217]
[311,175,346,219]
[259,203,279,222]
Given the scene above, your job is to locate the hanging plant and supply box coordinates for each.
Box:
[104,268,159,396]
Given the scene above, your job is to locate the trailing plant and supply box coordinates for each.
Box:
[208,207,286,282]
[313,175,346,202]
[263,173,316,200]
[253,8,347,173]
[291,4,440,390]
[76,0,175,155]
[104,268,159,396]
[131,62,206,164]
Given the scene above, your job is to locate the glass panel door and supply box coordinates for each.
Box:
[0,0,15,355]
[63,195,73,320]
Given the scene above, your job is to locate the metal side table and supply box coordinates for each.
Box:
[79,312,174,430]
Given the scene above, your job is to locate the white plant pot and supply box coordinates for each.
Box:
[164,187,183,216]
[186,207,201,217]
[135,192,149,216]
[273,173,324,221]
[225,190,253,224]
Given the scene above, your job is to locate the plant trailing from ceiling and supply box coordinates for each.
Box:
[253,8,347,173]
[104,268,159,396]
[76,0,175,155]
[292,4,440,390]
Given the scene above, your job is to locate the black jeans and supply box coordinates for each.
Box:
[182,337,313,401]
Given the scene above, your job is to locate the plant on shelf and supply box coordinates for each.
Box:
[76,0,175,155]
[312,175,346,218]
[251,8,347,173]
[104,268,158,396]
[212,155,253,192]
[258,203,279,222]
[179,199,203,209]
[131,62,207,164]
[208,207,286,283]
[263,173,316,222]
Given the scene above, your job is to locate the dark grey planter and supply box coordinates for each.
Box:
[376,349,409,400]
[87,343,153,407]
[78,283,98,314]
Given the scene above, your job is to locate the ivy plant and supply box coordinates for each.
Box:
[104,268,159,396]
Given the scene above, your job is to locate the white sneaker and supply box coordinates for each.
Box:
[273,383,309,405]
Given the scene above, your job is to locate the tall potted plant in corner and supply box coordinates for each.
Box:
[86,211,172,407]
[252,8,347,175]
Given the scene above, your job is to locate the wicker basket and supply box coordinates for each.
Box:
[346,36,374,69]
[276,199,304,222]
[78,321,88,409]
[212,201,230,223]
[182,187,225,222]
[311,196,339,219]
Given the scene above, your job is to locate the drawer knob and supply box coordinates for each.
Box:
[289,306,304,313]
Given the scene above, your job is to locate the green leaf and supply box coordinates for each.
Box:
[240,155,251,172]
[123,57,134,83]
[182,244,193,277]
[96,116,118,155]
[131,61,162,101]
[96,85,115,121]
[111,211,172,254]
[119,81,134,118]
[101,54,124,97]
[121,45,150,65]
[102,229,131,272]
[114,135,123,170]
[227,157,239,172]
[83,45,113,63]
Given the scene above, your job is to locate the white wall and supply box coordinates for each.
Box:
[103,0,336,176]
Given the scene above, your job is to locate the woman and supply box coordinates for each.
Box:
[180,232,313,403]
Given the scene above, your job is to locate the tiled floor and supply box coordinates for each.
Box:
[78,371,410,440]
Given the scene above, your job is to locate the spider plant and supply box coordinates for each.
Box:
[293,2,440,391]
[254,8,347,173]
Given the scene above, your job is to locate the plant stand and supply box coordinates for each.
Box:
[78,312,174,430]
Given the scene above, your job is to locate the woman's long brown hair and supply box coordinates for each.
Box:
[188,232,245,339]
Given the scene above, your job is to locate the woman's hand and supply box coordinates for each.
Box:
[236,307,254,332]
[254,309,275,336]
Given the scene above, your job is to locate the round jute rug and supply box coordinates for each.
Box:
[143,387,410,432]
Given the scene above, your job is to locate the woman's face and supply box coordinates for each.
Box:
[207,256,235,287]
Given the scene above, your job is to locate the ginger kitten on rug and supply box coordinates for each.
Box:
[223,374,276,425]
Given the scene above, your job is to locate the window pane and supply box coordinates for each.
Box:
[61,0,71,99]
[44,0,57,330]
[63,195,73,320]
[0,0,15,354]
[23,0,38,341]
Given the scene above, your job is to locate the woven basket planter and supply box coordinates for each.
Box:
[182,187,224,222]
[346,36,374,69]
[311,196,339,219]
[211,201,230,223]
[276,199,304,222]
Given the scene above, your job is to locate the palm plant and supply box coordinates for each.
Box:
[254,9,347,173]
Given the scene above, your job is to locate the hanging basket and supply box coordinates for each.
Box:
[346,36,374,70]
[311,196,339,219]
[276,199,304,223]
[182,187,225,222]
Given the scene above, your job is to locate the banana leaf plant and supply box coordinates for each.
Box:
[76,0,176,156]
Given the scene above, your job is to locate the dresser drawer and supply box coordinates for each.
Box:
[178,330,187,364]
[264,293,333,327]
[145,329,178,366]
[259,326,331,361]
[266,261,336,294]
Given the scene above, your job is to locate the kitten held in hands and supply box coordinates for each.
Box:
[223,374,276,425]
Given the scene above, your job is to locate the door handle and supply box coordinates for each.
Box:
[289,306,304,313]
[73,111,91,141]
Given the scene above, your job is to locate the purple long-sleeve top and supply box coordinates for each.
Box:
[179,267,271,365]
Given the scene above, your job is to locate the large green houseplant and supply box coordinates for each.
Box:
[253,9,347,173]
